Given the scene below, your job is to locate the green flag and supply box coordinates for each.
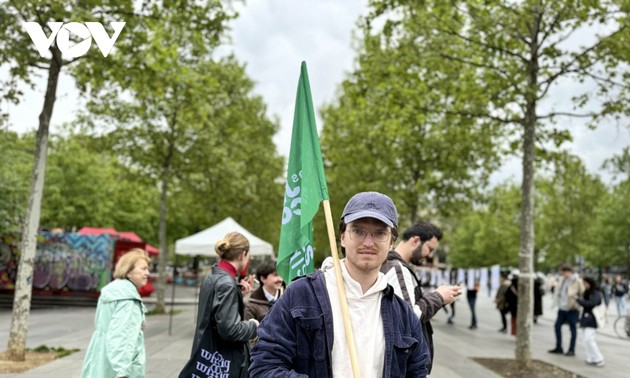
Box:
[277,62,329,284]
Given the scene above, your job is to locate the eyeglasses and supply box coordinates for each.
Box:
[347,227,391,243]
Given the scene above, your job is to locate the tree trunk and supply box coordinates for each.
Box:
[515,5,540,369]
[516,114,535,369]
[154,113,178,314]
[6,49,62,361]
[155,173,170,314]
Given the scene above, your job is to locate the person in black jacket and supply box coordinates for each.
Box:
[380,221,462,374]
[180,232,259,378]
[577,277,605,367]
[533,275,545,323]
[505,275,519,336]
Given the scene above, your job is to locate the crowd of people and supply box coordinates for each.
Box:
[77,190,630,377]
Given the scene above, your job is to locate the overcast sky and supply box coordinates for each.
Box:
[4,0,629,184]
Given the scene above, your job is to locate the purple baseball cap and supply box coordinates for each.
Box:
[341,192,398,228]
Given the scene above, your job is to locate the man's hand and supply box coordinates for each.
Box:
[436,285,462,304]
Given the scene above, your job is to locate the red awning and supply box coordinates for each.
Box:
[117,232,143,242]
[146,244,159,255]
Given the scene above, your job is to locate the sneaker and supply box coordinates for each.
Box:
[564,350,575,356]
[498,328,507,333]
[595,360,604,367]
[548,348,563,354]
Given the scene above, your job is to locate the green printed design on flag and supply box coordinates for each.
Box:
[277,62,329,284]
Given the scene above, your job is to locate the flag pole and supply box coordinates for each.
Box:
[323,199,360,378]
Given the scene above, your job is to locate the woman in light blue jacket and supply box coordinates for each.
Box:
[82,249,150,378]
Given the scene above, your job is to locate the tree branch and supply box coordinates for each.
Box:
[539,26,627,89]
[538,111,596,120]
[437,53,511,78]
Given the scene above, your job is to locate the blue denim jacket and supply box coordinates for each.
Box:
[249,270,430,377]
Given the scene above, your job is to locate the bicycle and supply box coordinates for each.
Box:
[613,315,630,339]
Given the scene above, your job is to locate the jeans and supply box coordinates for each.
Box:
[615,295,627,317]
[554,309,579,352]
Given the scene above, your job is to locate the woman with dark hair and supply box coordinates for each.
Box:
[180,232,259,378]
[577,277,605,367]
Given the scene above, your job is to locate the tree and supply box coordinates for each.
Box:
[40,132,118,230]
[79,34,282,312]
[448,184,521,268]
[534,154,606,269]
[587,148,630,271]
[0,0,137,360]
[357,0,628,368]
[0,0,234,359]
[317,5,503,264]
[0,130,33,235]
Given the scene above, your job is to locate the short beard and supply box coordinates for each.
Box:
[409,244,424,266]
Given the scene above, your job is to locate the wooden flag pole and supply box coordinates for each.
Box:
[322,199,360,378]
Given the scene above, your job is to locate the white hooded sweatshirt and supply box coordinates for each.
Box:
[322,257,387,378]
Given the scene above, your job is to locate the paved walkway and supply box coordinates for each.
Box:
[0,284,627,377]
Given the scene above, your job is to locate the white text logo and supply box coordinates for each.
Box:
[23,22,126,58]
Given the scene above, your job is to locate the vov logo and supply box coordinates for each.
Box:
[23,22,126,58]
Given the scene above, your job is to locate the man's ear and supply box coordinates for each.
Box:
[340,232,347,248]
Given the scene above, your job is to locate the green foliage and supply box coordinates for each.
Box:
[586,179,630,271]
[322,0,629,272]
[534,154,606,269]
[448,184,522,268]
[41,133,119,230]
[0,130,33,234]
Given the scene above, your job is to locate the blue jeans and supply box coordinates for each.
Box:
[615,295,627,317]
[554,309,579,352]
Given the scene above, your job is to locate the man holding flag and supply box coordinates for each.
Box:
[251,63,429,377]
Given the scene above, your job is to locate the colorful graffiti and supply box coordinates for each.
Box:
[0,233,114,293]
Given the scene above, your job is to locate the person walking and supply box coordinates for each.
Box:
[250,191,430,377]
[577,277,605,367]
[495,271,510,333]
[467,281,479,330]
[600,277,611,311]
[533,274,545,324]
[380,221,461,373]
[245,260,284,323]
[180,232,259,378]
[445,301,456,325]
[505,275,519,336]
[548,265,584,357]
[81,249,150,378]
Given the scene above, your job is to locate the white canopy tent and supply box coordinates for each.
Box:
[169,217,273,334]
[175,217,274,258]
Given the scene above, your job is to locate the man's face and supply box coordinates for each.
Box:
[341,218,393,275]
[562,269,572,278]
[261,271,283,294]
[410,236,439,266]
